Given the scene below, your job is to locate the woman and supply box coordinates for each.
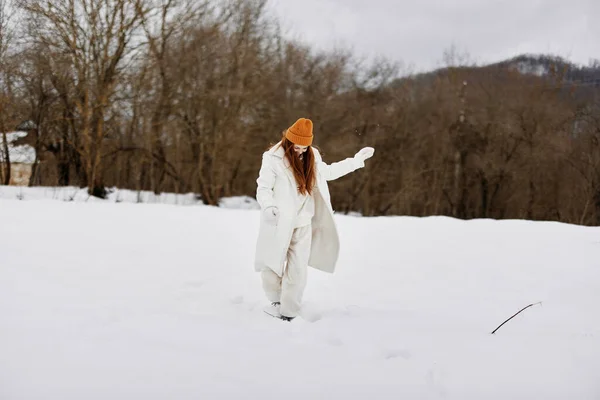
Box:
[254,117,374,321]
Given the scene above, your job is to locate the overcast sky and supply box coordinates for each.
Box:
[268,0,599,72]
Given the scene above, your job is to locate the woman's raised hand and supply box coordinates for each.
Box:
[354,147,375,162]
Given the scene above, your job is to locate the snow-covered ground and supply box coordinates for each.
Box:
[1,191,599,399]
[0,185,259,209]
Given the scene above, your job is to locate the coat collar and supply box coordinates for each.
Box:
[268,141,285,159]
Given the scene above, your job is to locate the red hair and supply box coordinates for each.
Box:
[270,134,316,196]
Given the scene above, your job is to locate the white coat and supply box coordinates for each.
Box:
[254,141,365,276]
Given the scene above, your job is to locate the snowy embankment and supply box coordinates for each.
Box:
[0,190,599,399]
[0,185,259,209]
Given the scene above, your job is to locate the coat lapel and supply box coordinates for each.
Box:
[270,142,298,189]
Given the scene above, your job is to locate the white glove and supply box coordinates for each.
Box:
[263,206,279,226]
[354,147,375,165]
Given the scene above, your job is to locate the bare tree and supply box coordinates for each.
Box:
[0,0,16,185]
[140,0,209,194]
[20,0,148,196]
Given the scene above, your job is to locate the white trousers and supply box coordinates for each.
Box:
[261,225,312,317]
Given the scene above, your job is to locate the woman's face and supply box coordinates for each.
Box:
[294,144,308,156]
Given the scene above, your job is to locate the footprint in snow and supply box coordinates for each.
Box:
[301,311,323,323]
[384,349,412,360]
[183,281,204,289]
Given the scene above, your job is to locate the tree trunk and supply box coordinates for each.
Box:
[57,159,70,186]
[593,185,600,226]
[453,150,467,219]
[88,110,106,198]
[1,131,10,185]
[28,158,39,186]
[480,174,489,218]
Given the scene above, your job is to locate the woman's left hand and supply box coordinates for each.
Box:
[355,147,375,162]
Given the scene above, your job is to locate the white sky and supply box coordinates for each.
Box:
[268,0,600,72]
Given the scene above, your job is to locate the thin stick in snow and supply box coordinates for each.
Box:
[491,302,542,335]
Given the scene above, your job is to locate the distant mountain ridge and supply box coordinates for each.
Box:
[390,53,600,95]
[492,54,600,84]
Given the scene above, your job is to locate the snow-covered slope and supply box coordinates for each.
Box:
[0,185,259,208]
[0,197,599,399]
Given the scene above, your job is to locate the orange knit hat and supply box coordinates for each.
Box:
[285,118,313,146]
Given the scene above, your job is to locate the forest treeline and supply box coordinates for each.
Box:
[1,0,599,225]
